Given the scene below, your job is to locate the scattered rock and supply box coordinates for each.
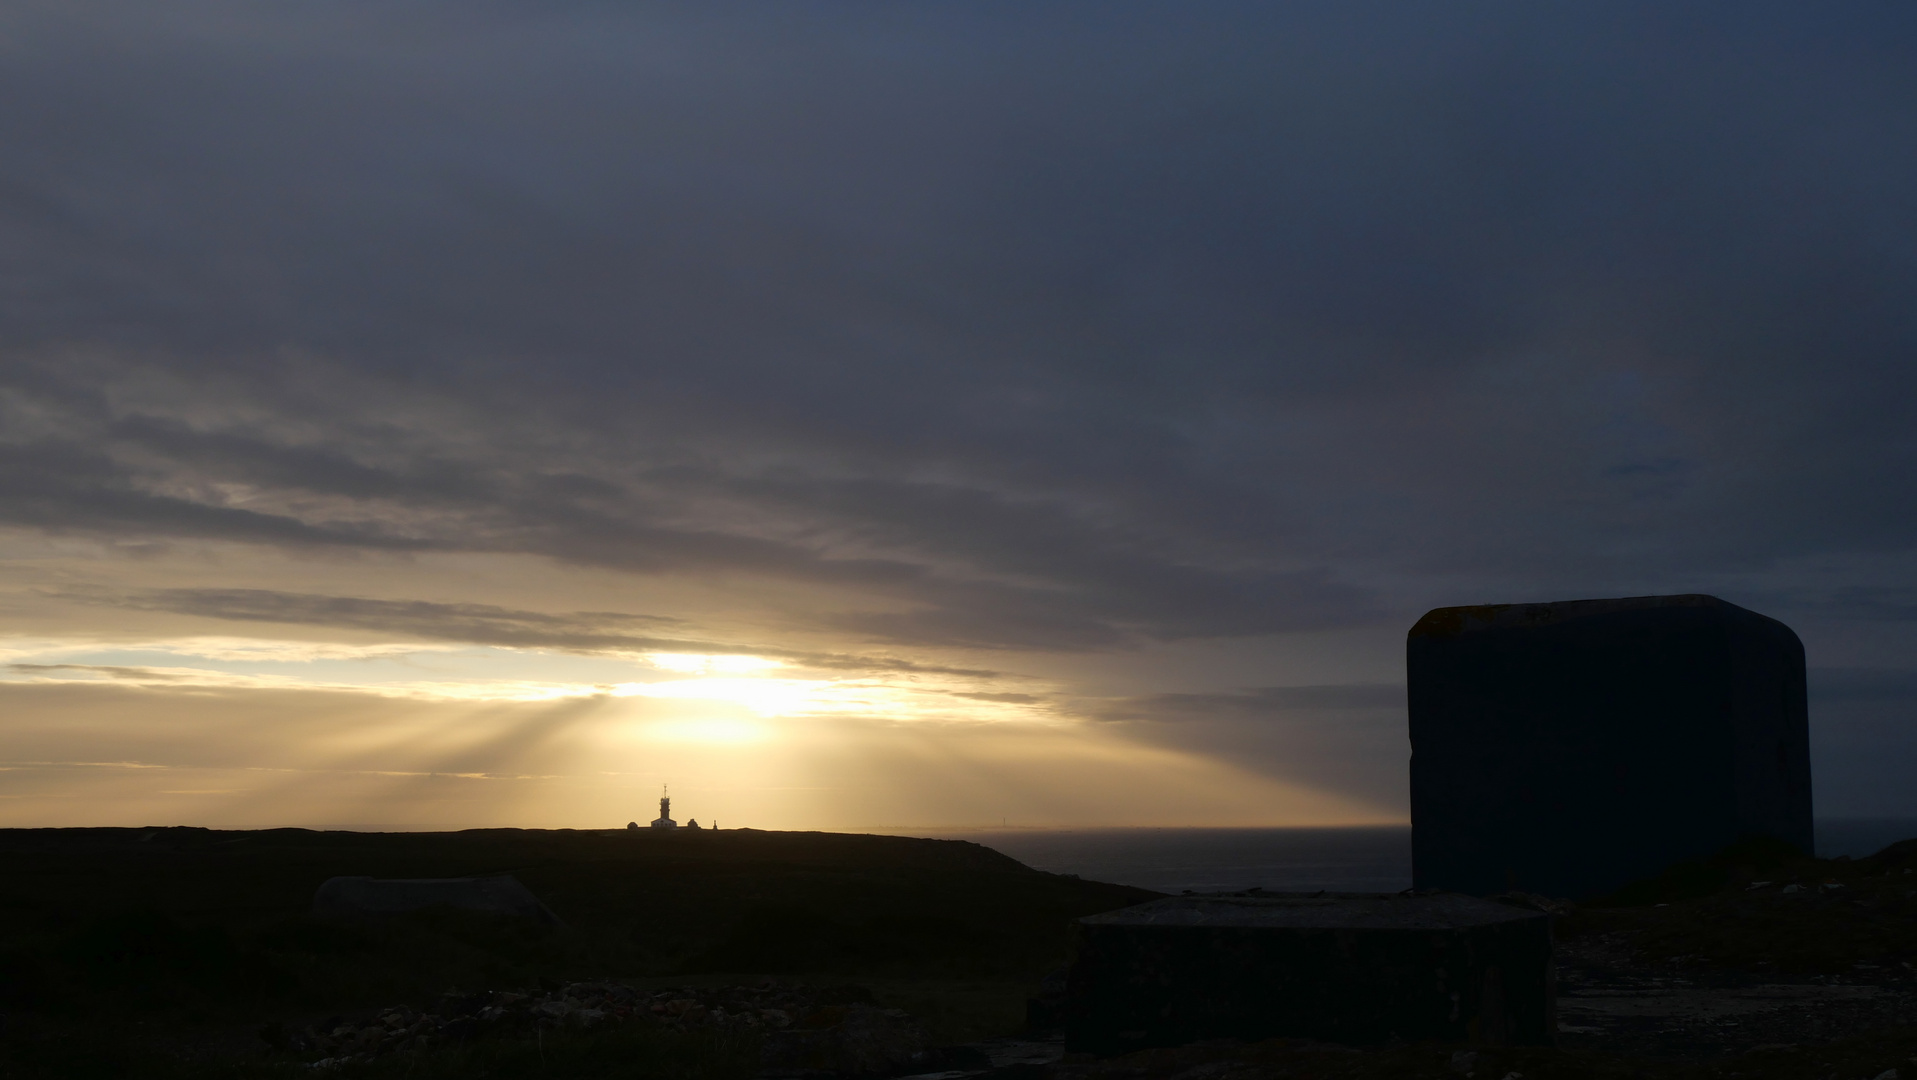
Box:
[762,1002,931,1075]
[281,978,920,1070]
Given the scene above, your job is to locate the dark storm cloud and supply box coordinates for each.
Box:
[1796,589,1917,624]
[2,1,1916,648]
[0,438,443,552]
[1810,667,1917,705]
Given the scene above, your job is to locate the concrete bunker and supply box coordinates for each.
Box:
[312,874,563,926]
[1408,593,1812,899]
[1062,893,1553,1052]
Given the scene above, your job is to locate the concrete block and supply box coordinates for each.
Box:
[1409,594,1811,899]
[1063,893,1553,1052]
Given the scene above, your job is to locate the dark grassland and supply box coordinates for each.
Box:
[0,826,1152,1077]
[6,827,1917,1078]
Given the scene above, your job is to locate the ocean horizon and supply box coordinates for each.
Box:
[934,825,1412,894]
[892,819,1917,894]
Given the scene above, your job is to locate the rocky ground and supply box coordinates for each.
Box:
[285,978,947,1075]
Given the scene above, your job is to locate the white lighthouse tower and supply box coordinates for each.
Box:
[649,786,678,829]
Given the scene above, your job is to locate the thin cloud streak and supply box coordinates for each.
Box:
[47,587,1004,676]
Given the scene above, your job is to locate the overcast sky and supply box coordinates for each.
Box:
[1,1,1913,829]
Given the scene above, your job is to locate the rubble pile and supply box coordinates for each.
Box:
[292,979,930,1073]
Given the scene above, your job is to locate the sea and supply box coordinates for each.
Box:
[910,819,1917,894]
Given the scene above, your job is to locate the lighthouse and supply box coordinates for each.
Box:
[649,786,678,830]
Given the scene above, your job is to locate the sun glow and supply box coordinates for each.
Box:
[639,717,769,744]
[0,634,1400,829]
[611,677,821,715]
[607,675,1059,724]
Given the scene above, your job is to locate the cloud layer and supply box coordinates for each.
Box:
[3,2,1914,635]
[1,1,1915,821]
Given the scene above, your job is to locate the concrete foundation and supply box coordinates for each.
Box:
[1062,894,1553,1053]
[1409,594,1811,900]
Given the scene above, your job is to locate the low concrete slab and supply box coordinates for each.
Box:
[1063,893,1552,1053]
[312,874,563,925]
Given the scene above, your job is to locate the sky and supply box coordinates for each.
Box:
[0,1,1914,830]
